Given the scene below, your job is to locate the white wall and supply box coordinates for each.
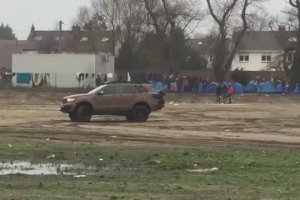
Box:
[95,53,115,74]
[12,53,115,88]
[232,50,282,71]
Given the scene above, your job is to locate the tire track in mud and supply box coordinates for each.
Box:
[2,119,300,149]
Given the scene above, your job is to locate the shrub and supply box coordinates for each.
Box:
[230,68,251,85]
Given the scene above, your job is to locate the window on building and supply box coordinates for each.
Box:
[261,55,272,62]
[239,55,249,62]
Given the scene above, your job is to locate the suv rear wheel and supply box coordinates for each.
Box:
[125,114,134,122]
[76,105,92,122]
[132,105,150,122]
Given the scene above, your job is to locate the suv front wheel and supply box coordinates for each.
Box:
[131,105,150,122]
[69,112,77,122]
[76,105,92,122]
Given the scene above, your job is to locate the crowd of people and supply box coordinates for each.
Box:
[164,75,211,94]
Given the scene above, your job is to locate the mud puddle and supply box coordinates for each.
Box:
[0,161,77,176]
[0,161,145,176]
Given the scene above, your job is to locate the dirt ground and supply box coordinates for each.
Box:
[1,91,300,149]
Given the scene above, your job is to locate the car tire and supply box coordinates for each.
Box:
[69,112,77,122]
[132,105,150,122]
[76,105,92,122]
[125,114,134,122]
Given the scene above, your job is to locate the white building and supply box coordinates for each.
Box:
[231,30,296,71]
[11,27,117,88]
[188,29,296,72]
[12,53,114,88]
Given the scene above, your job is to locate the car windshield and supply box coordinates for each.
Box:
[88,85,107,94]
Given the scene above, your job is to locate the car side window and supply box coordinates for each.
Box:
[119,85,137,94]
[136,86,148,93]
[100,85,116,95]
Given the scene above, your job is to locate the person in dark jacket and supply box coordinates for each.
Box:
[216,83,222,103]
[221,84,228,104]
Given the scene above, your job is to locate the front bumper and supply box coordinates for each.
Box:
[60,104,73,113]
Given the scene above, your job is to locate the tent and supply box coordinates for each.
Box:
[222,81,230,87]
[293,85,300,94]
[198,82,204,93]
[244,82,257,93]
[151,81,165,92]
[275,84,288,93]
[233,82,244,94]
[259,81,276,93]
[205,83,217,93]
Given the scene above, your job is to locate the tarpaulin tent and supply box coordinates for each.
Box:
[244,82,257,93]
[275,84,287,93]
[293,85,300,94]
[198,82,204,93]
[233,82,244,94]
[150,81,165,92]
[206,83,217,93]
[259,81,276,93]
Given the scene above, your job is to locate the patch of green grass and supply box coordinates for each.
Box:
[0,141,300,199]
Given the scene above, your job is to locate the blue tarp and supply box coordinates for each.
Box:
[222,81,230,87]
[206,83,217,93]
[151,81,165,92]
[244,82,257,93]
[233,82,244,94]
[293,85,300,94]
[198,82,203,93]
[275,83,286,93]
[259,81,276,93]
[17,73,31,84]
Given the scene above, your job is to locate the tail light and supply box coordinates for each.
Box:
[152,92,164,99]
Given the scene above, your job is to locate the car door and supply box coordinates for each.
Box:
[92,85,119,114]
[114,85,138,113]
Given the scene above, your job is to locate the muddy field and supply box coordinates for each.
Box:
[1,91,300,149]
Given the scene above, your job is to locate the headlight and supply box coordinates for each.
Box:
[67,97,76,103]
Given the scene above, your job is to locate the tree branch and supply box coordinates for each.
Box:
[206,0,221,24]
[290,0,298,8]
[143,0,162,35]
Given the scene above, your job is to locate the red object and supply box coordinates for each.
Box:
[228,86,234,95]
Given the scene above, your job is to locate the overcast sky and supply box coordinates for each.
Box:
[0,0,290,40]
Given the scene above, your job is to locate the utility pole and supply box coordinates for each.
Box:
[59,20,64,53]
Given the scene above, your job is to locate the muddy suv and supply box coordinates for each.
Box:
[60,83,164,122]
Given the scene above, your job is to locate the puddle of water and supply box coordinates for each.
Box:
[0,161,80,176]
[0,161,146,176]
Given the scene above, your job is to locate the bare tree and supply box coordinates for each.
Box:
[143,0,205,35]
[206,0,265,82]
[248,11,272,31]
[142,0,206,72]
[288,0,300,87]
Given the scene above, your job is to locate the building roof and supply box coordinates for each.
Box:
[26,29,114,53]
[234,31,298,51]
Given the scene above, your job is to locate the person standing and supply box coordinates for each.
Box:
[221,84,228,104]
[216,83,222,103]
[228,83,234,104]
